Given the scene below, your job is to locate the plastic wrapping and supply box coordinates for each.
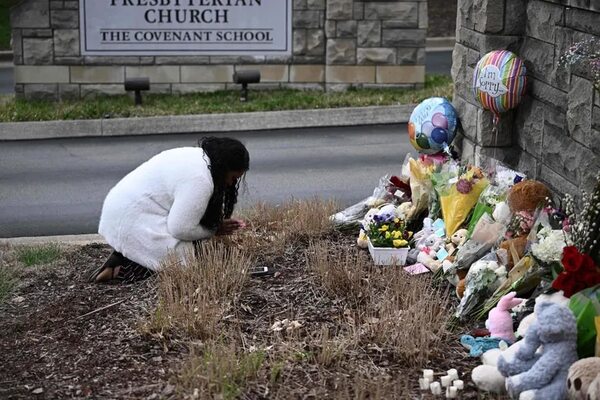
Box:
[436,165,489,236]
[467,184,510,235]
[330,175,395,229]
[569,285,600,358]
[455,253,507,321]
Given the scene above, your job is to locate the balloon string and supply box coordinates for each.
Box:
[492,115,500,161]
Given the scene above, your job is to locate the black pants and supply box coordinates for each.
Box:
[102,250,155,282]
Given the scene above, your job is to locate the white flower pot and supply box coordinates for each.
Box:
[367,239,409,266]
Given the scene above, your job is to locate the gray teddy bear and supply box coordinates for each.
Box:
[497,302,579,400]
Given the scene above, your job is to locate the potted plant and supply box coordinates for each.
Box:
[366,213,413,266]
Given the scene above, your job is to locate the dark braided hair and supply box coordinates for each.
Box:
[199,137,249,230]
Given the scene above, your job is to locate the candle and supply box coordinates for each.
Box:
[419,378,431,390]
[430,382,442,395]
[423,369,434,381]
[453,380,464,390]
[446,386,458,398]
[447,368,459,381]
[441,375,452,387]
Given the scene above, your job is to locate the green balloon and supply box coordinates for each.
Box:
[416,134,430,149]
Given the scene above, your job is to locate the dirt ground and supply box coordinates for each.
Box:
[0,230,509,400]
[428,0,457,38]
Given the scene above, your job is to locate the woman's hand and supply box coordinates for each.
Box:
[216,219,245,235]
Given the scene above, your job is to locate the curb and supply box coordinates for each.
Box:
[0,234,105,246]
[0,104,416,141]
[426,36,456,51]
[0,50,12,62]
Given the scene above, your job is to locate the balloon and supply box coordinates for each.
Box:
[408,97,458,154]
[473,50,527,124]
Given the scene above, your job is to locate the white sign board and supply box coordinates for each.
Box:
[80,0,291,56]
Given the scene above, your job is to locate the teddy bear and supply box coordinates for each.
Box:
[486,291,525,343]
[500,180,552,270]
[566,358,600,400]
[497,302,578,400]
[416,233,445,272]
[470,291,570,395]
[445,228,469,258]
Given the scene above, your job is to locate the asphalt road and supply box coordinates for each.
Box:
[0,50,452,93]
[0,64,14,94]
[0,125,414,237]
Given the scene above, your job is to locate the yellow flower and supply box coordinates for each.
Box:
[394,218,400,223]
[392,230,402,239]
[393,239,408,248]
[385,231,391,239]
[379,225,389,232]
[407,231,413,239]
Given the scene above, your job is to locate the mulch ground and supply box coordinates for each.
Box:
[0,234,504,399]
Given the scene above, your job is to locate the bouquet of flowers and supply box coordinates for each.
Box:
[553,174,600,296]
[366,213,413,248]
[437,165,489,237]
[467,184,509,236]
[553,246,600,297]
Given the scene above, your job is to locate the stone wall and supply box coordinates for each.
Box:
[10,0,426,100]
[452,0,600,194]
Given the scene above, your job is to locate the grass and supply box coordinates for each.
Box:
[16,243,62,266]
[0,265,17,303]
[177,343,266,400]
[0,75,453,122]
[148,241,252,339]
[0,4,10,50]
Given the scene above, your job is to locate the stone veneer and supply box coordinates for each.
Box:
[10,0,426,100]
[452,0,600,194]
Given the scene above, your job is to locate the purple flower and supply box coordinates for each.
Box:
[456,178,473,194]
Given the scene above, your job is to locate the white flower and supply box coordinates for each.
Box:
[531,228,568,263]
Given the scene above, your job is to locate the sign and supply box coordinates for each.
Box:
[475,65,508,97]
[80,0,291,56]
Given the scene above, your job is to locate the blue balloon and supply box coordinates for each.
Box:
[408,97,458,154]
[431,128,448,144]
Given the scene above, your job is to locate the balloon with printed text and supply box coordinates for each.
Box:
[473,50,527,125]
[408,97,458,155]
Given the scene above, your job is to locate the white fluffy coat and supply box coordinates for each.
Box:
[99,147,215,270]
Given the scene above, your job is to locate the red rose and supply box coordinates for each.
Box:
[581,253,599,272]
[552,272,574,297]
[562,246,584,272]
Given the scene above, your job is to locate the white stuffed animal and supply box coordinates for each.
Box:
[416,233,445,272]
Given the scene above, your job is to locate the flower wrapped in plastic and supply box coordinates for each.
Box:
[466,184,509,236]
[437,165,489,237]
[455,255,508,321]
[330,175,398,230]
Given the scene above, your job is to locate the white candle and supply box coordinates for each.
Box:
[447,368,459,381]
[423,369,434,381]
[441,375,452,387]
[446,386,458,398]
[419,378,431,390]
[430,382,442,395]
[453,380,464,390]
